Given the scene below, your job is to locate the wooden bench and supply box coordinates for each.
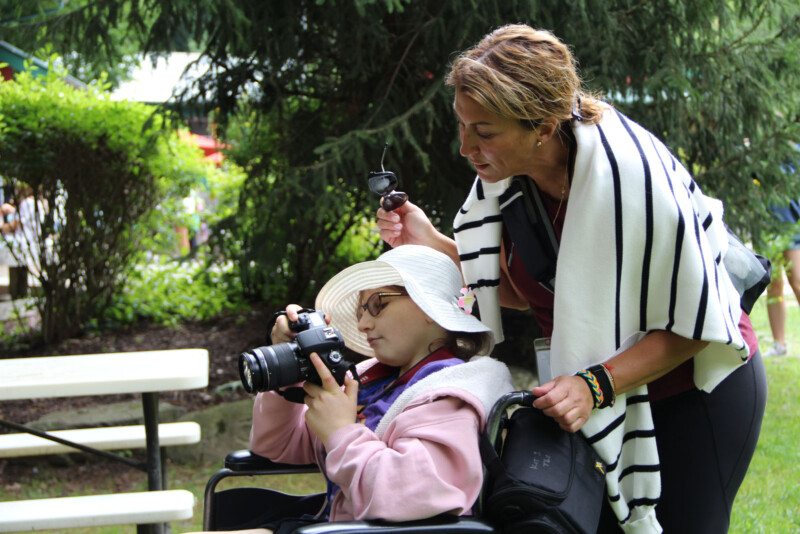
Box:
[0,489,195,531]
[0,421,201,458]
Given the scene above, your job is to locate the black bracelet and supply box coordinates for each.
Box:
[589,364,615,408]
[576,364,616,409]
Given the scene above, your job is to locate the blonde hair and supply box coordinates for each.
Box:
[446,24,606,128]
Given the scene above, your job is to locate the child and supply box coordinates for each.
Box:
[209,245,513,533]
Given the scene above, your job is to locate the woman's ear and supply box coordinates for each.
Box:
[536,117,560,145]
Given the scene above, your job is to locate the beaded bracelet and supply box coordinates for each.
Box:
[575,368,604,408]
[576,364,616,409]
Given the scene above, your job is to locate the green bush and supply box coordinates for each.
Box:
[0,60,208,343]
[99,254,248,328]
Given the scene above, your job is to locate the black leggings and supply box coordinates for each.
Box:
[597,351,767,533]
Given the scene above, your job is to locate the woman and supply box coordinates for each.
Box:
[377,25,766,533]
[196,245,513,533]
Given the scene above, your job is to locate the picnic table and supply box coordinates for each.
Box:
[0,349,209,533]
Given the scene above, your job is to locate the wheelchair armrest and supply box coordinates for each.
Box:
[224,449,319,474]
[204,450,322,529]
[294,516,495,533]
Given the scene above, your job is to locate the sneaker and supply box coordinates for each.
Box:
[764,341,788,357]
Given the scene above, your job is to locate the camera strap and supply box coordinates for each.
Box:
[499,176,560,292]
[277,387,308,404]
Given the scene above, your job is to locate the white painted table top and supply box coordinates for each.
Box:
[0,349,209,400]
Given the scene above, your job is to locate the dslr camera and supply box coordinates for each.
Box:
[239,309,349,394]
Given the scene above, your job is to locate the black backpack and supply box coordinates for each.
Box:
[478,391,606,534]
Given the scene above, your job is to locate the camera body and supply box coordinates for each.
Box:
[239,310,349,394]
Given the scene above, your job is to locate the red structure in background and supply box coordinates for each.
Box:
[183,132,227,166]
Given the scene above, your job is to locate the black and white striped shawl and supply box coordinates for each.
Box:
[453,109,749,533]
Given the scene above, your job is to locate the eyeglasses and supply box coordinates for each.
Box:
[357,291,406,321]
[367,143,408,212]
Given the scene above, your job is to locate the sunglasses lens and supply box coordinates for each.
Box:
[368,171,399,195]
[382,191,408,211]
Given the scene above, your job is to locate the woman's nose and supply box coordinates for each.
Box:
[459,129,477,157]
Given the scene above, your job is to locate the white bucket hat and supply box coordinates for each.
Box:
[315,244,493,358]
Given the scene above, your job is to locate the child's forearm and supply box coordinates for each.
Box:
[249,391,318,465]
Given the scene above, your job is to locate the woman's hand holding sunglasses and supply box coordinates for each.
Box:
[367,143,453,253]
[376,200,439,249]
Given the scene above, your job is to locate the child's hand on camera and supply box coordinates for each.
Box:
[270,304,304,344]
[270,305,332,345]
[303,353,359,444]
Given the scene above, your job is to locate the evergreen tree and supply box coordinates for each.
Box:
[5,0,800,303]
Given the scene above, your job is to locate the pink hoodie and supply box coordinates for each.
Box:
[249,356,513,522]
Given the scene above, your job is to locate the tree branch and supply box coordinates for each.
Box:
[364,16,436,128]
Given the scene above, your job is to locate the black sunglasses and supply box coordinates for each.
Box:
[367,143,408,212]
[357,291,406,321]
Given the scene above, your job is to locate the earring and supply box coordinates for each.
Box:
[536,140,543,148]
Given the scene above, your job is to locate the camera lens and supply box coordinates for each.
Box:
[240,355,256,392]
[238,343,306,393]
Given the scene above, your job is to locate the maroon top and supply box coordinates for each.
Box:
[501,191,564,338]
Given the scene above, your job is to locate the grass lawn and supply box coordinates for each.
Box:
[1,297,798,533]
[729,297,800,533]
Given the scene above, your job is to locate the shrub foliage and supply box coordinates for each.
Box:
[0,65,199,342]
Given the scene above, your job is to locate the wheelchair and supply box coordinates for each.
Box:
[202,391,533,533]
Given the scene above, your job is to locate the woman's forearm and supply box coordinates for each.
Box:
[433,232,460,268]
[533,330,708,432]
[604,330,708,395]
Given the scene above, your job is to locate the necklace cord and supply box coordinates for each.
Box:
[551,141,573,225]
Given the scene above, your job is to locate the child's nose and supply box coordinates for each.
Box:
[357,311,373,332]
